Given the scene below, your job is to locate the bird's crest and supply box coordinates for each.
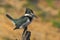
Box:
[25,8,33,14]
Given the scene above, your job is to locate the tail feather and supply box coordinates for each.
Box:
[6,14,14,20]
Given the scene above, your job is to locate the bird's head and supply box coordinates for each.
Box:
[24,8,37,18]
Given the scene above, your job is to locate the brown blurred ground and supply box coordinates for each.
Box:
[0,0,60,40]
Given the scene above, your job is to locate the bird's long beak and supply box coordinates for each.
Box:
[33,15,37,18]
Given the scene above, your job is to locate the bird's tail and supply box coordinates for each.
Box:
[6,14,14,21]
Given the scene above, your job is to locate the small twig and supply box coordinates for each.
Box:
[22,27,27,35]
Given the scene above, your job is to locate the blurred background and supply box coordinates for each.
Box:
[0,0,60,40]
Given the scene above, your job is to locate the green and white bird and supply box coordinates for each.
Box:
[6,8,37,30]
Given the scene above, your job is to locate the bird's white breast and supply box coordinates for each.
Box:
[20,18,30,28]
[23,18,30,26]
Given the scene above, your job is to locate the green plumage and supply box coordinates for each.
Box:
[6,14,28,28]
[13,16,28,27]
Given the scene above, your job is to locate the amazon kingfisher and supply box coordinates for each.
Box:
[6,8,37,31]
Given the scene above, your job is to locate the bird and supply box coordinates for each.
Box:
[6,8,37,31]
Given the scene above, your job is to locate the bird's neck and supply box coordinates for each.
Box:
[24,14,32,17]
[24,14,33,21]
[25,16,33,21]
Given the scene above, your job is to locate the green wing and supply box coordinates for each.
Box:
[14,16,28,27]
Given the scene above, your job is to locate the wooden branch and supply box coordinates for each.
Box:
[22,30,31,40]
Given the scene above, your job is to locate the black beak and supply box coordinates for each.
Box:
[33,15,37,18]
